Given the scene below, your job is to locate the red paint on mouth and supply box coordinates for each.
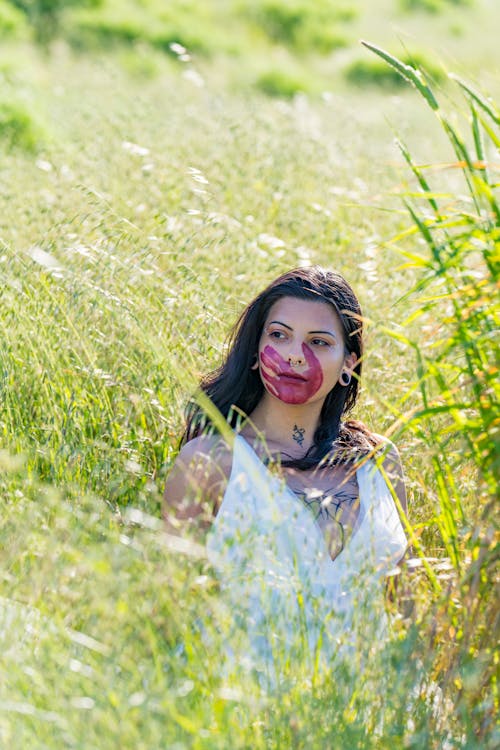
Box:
[278,372,307,383]
[278,372,307,381]
[260,343,323,404]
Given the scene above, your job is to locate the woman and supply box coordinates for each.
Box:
[164,266,408,670]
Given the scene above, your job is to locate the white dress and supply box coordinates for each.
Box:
[206,435,407,674]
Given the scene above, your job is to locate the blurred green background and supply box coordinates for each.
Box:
[2,0,499,92]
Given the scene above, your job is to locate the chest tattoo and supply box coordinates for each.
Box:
[291,482,359,559]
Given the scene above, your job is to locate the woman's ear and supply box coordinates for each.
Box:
[344,352,358,373]
[250,353,259,371]
[339,352,358,386]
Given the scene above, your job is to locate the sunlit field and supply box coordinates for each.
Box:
[0,0,498,747]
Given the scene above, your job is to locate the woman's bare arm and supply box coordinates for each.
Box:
[371,433,407,517]
[163,436,231,534]
[381,443,407,517]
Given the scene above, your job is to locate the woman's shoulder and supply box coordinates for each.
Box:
[370,432,399,456]
[177,434,233,477]
[164,434,234,526]
[368,433,407,515]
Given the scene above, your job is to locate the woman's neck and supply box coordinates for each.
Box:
[245,393,323,457]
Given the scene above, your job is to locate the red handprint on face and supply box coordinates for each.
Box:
[260,343,323,404]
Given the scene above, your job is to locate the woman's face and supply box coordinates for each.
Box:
[257,296,357,406]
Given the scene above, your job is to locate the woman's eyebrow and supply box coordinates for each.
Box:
[268,321,337,338]
[268,320,293,330]
[309,329,337,337]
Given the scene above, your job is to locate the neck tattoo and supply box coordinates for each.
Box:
[292,424,306,447]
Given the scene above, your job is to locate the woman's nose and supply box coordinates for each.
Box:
[287,346,305,366]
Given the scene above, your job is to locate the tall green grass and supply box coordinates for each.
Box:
[363,40,499,744]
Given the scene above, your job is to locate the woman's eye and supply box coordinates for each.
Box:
[269,330,286,339]
[311,338,329,347]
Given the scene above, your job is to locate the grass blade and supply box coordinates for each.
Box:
[449,74,500,126]
[396,137,440,215]
[361,40,439,111]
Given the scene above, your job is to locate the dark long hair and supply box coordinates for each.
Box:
[182,266,378,468]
